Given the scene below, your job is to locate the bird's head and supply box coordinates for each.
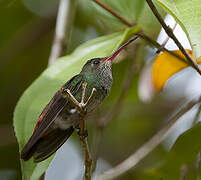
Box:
[81,36,138,76]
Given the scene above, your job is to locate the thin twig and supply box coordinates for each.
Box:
[94,97,201,180]
[48,0,76,66]
[192,103,201,125]
[93,0,135,27]
[79,106,92,180]
[156,22,177,53]
[146,0,201,75]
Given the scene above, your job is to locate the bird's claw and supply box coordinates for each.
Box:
[78,129,88,138]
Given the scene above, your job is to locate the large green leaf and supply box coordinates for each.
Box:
[13,27,139,180]
[155,122,201,179]
[154,0,201,59]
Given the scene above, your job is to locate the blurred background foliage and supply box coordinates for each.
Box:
[1,0,201,180]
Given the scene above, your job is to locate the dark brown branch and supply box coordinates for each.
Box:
[95,97,201,180]
[93,0,135,27]
[79,118,92,180]
[156,22,177,53]
[80,135,93,180]
[146,0,201,75]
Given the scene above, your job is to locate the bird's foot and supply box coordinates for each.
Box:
[77,129,88,139]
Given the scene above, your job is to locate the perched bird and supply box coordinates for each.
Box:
[20,36,138,162]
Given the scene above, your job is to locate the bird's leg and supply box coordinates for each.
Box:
[79,82,88,115]
[79,88,97,137]
[61,83,96,117]
[81,82,87,105]
[61,88,83,112]
[80,83,97,110]
[77,128,88,138]
[84,88,97,107]
[74,126,85,137]
[78,83,97,139]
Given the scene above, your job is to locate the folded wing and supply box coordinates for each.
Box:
[20,74,83,161]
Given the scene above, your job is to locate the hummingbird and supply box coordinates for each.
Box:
[20,36,138,163]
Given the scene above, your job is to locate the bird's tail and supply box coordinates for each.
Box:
[20,127,74,162]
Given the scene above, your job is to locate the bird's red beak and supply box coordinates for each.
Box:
[102,36,138,62]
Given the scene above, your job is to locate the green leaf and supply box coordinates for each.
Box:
[156,122,201,180]
[92,0,162,37]
[153,0,201,59]
[13,26,139,180]
[137,2,165,38]
[94,0,145,23]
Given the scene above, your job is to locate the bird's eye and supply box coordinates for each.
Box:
[93,59,100,65]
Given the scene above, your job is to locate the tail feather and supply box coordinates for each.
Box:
[20,144,36,161]
[20,127,74,162]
